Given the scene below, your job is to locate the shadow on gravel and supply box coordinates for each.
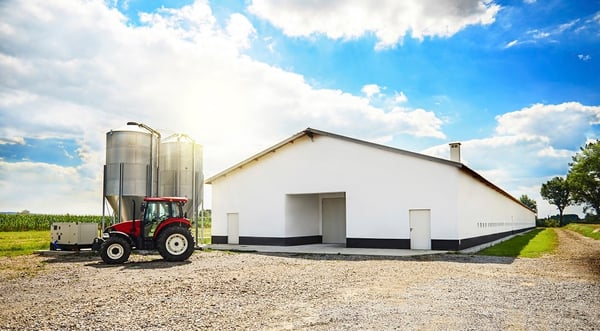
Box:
[85,259,192,270]
[247,251,516,265]
[42,254,98,264]
[40,252,191,269]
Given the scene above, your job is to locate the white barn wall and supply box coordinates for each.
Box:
[457,172,535,239]
[285,194,320,236]
[211,134,461,243]
[209,129,536,249]
[336,141,460,241]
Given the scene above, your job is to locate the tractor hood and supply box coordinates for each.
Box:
[107,220,142,237]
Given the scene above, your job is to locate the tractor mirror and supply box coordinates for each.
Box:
[140,202,146,212]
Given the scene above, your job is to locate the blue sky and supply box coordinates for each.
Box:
[0,0,599,215]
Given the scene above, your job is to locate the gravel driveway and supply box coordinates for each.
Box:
[1,228,599,330]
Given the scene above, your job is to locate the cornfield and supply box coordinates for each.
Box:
[0,214,104,232]
[0,213,211,232]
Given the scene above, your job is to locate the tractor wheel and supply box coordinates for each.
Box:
[100,236,131,264]
[157,226,195,262]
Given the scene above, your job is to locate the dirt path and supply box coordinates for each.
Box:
[551,228,600,280]
[0,229,599,330]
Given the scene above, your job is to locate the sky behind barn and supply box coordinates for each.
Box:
[0,0,599,217]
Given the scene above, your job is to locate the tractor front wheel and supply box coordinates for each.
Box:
[100,236,131,264]
[157,226,195,262]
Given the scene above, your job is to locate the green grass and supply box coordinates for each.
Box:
[0,231,50,257]
[477,228,558,258]
[190,227,212,245]
[565,223,600,240]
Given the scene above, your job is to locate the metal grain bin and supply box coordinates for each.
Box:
[105,124,159,222]
[159,133,203,219]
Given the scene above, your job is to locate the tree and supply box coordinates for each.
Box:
[567,140,600,218]
[519,194,537,213]
[541,177,571,226]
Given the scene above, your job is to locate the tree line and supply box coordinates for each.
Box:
[539,140,600,226]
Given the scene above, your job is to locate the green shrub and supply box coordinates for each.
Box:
[543,219,560,227]
[536,218,560,227]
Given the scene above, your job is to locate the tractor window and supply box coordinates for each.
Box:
[146,202,170,221]
[144,202,171,237]
[172,203,184,218]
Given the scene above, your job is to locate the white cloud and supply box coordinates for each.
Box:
[578,54,591,61]
[518,17,598,46]
[495,102,600,149]
[226,13,256,49]
[248,0,501,49]
[394,91,408,104]
[0,0,446,213]
[423,102,600,218]
[361,84,380,98]
[529,29,550,39]
[558,19,579,33]
[0,160,101,214]
[0,136,25,145]
[505,39,518,48]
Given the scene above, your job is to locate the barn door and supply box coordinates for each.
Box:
[322,198,346,244]
[410,209,431,249]
[227,213,239,245]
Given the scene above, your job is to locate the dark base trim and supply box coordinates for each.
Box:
[241,235,322,246]
[347,238,410,249]
[212,235,323,246]
[212,236,228,244]
[213,227,536,250]
[431,227,536,250]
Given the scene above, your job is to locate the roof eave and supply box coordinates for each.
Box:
[457,164,533,212]
[205,129,311,184]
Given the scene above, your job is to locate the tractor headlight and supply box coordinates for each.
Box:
[102,232,110,239]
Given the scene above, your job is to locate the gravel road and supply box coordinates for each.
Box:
[1,228,599,330]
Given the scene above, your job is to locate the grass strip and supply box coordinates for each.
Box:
[0,231,50,257]
[564,223,600,240]
[478,228,557,258]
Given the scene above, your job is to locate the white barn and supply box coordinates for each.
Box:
[206,128,535,250]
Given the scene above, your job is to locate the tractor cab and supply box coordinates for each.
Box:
[141,197,187,239]
[95,197,195,264]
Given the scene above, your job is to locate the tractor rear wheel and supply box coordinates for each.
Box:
[157,226,195,262]
[100,236,131,264]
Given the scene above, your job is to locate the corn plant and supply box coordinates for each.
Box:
[0,214,104,232]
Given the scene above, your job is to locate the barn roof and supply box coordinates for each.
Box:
[205,128,529,209]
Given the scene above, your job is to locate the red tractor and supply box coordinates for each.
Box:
[93,197,195,264]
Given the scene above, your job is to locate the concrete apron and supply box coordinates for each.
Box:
[207,243,447,257]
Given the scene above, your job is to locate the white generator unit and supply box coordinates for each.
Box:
[50,222,98,251]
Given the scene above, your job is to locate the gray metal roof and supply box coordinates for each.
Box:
[205,128,529,209]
